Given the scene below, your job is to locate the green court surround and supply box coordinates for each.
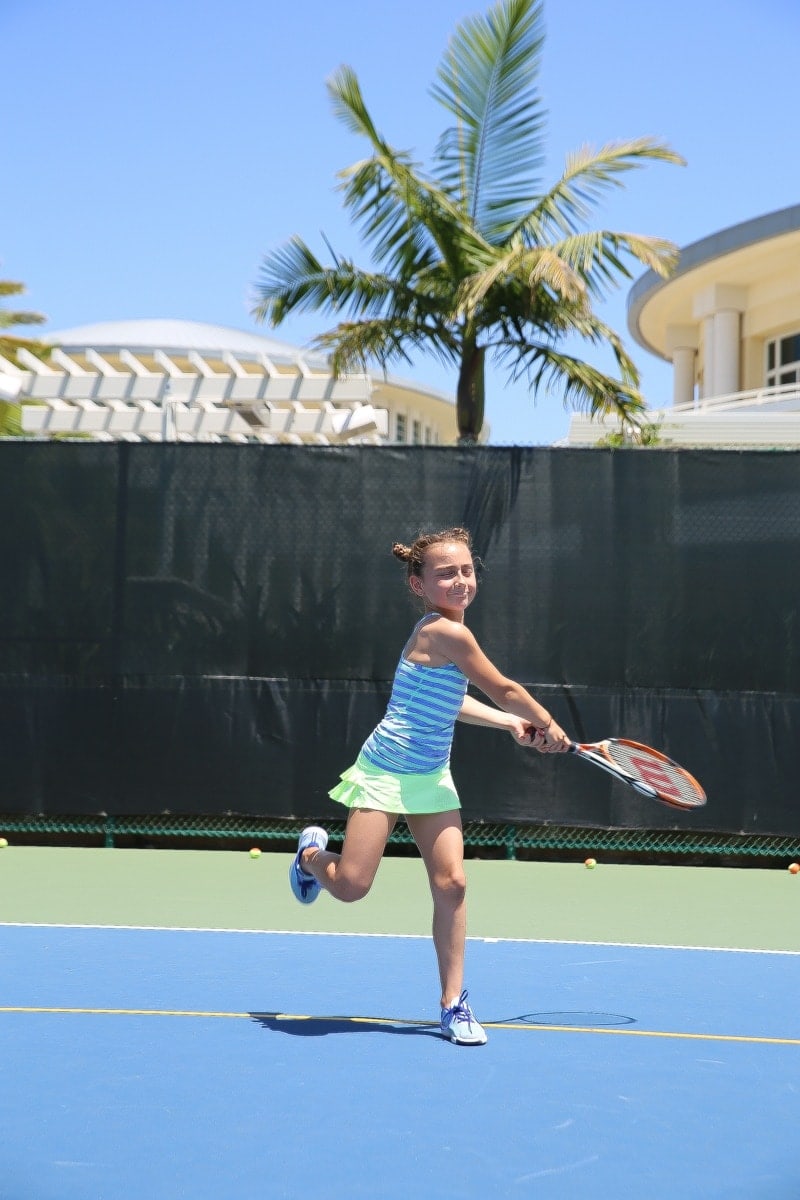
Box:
[1,846,798,951]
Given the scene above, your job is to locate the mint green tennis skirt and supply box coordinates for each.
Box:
[328,752,461,816]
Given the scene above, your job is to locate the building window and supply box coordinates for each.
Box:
[395,413,407,443]
[766,334,800,389]
[412,419,422,444]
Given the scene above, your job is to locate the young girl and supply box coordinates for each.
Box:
[289,527,570,1045]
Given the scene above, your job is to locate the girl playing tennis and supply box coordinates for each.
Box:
[289,527,570,1045]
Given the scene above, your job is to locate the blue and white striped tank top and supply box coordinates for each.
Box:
[362,619,468,774]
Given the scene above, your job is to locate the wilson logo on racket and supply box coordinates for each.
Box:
[626,755,684,801]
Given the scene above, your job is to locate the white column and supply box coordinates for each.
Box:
[692,284,746,400]
[713,309,741,397]
[665,325,699,407]
[702,315,715,398]
[672,347,696,407]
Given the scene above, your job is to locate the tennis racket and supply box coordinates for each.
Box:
[532,730,706,809]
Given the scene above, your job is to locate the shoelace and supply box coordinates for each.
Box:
[295,851,316,895]
[444,990,474,1028]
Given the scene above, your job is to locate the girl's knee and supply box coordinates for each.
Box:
[432,869,466,905]
[336,873,373,903]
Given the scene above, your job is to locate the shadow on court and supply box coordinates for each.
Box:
[251,1012,440,1038]
[250,1010,637,1037]
[509,1011,637,1027]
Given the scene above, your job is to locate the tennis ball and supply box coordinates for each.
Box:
[0,837,7,849]
[789,862,799,875]
[584,857,597,869]
[249,847,262,859]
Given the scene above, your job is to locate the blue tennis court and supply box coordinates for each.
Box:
[2,922,799,1199]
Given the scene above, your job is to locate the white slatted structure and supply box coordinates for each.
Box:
[560,382,800,449]
[0,320,391,444]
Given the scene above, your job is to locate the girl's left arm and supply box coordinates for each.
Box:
[431,621,570,753]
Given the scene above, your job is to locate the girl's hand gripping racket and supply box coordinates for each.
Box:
[560,736,706,810]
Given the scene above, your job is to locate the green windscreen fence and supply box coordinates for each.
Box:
[1,442,798,844]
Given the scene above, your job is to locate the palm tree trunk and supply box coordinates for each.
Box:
[456,344,486,444]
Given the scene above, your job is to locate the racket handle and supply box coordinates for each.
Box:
[528,724,572,741]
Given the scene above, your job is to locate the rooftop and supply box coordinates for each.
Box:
[48,318,328,369]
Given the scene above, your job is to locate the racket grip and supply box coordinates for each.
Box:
[527,724,576,752]
[527,723,550,740]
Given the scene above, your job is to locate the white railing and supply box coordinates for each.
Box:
[671,380,800,414]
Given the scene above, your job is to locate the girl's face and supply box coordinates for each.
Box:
[410,541,477,616]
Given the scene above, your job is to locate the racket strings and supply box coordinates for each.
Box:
[605,742,705,807]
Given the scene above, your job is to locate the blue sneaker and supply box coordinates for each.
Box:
[440,990,487,1045]
[289,825,328,904]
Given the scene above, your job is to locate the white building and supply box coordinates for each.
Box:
[0,318,467,445]
[564,203,800,448]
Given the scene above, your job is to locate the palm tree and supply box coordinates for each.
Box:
[252,0,684,443]
[0,279,51,365]
[0,278,52,434]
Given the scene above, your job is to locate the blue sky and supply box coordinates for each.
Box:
[3,0,798,445]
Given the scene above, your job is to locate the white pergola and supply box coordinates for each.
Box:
[0,335,388,444]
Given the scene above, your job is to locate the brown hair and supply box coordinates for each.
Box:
[391,527,473,578]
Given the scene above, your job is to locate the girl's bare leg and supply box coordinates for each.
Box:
[302,808,395,903]
[406,810,467,1007]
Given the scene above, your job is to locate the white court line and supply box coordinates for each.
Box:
[1,922,799,955]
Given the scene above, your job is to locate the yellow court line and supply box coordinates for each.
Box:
[2,1006,800,1046]
[0,1007,248,1019]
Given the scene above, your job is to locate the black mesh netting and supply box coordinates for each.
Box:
[1,442,798,836]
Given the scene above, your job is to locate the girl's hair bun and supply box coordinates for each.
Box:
[391,542,413,562]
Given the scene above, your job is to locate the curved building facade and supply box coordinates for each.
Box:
[564,204,800,447]
[628,203,800,408]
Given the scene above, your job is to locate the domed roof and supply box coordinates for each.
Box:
[49,318,328,367]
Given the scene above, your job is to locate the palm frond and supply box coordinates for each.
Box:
[329,67,491,282]
[0,277,48,362]
[0,335,51,361]
[0,400,25,435]
[312,315,460,375]
[538,228,680,298]
[506,339,646,425]
[514,138,685,241]
[457,243,587,316]
[252,236,412,325]
[336,154,467,282]
[431,0,547,239]
[328,68,439,275]
[561,310,640,386]
[607,232,679,278]
[0,276,52,365]
[0,309,46,330]
[458,225,679,322]
[487,286,641,389]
